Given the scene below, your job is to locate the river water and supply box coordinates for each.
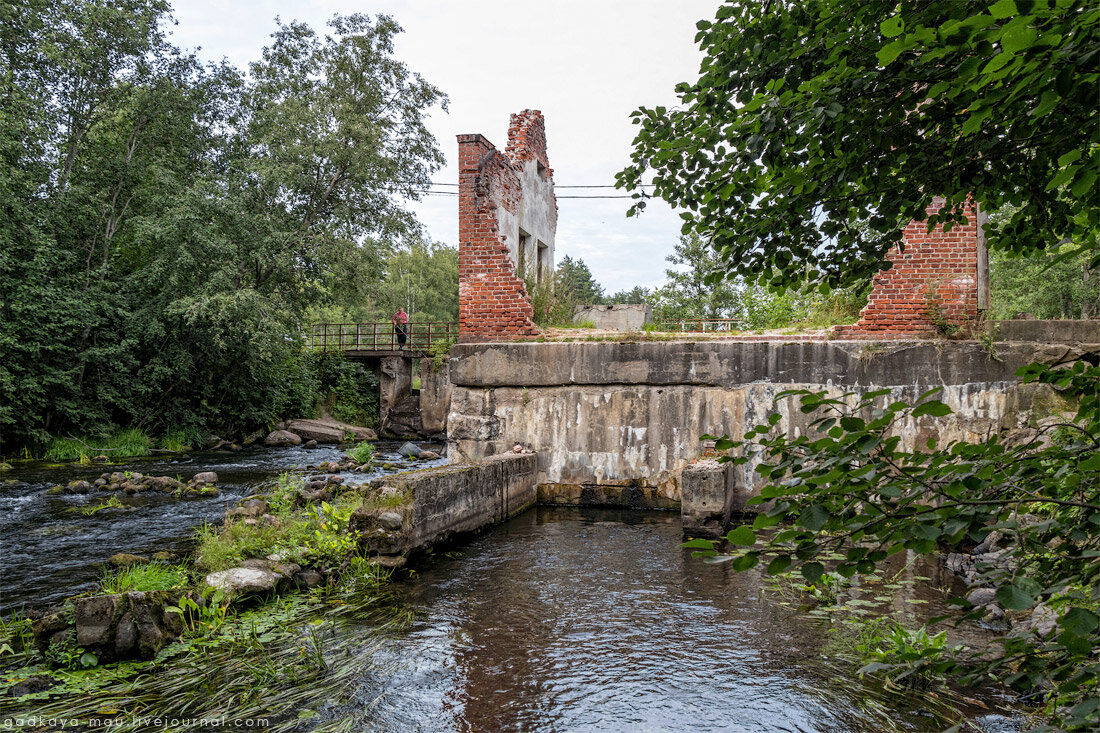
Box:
[340,508,1019,732]
[0,443,446,613]
[2,457,1021,731]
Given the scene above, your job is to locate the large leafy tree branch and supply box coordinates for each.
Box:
[690,362,1100,727]
[617,0,1099,289]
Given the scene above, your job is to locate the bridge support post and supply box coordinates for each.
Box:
[379,357,414,430]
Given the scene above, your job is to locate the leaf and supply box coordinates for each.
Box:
[1060,607,1100,637]
[877,40,906,66]
[995,580,1038,611]
[681,538,715,549]
[731,553,759,571]
[801,561,825,583]
[767,555,792,575]
[989,0,1018,19]
[800,504,830,531]
[912,401,952,418]
[1000,20,1037,54]
[726,525,757,545]
[880,15,904,38]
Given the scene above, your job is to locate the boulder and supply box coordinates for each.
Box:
[304,439,318,449]
[205,567,280,597]
[242,429,266,446]
[110,553,149,568]
[192,471,219,484]
[418,450,441,460]
[201,435,225,450]
[66,480,92,494]
[967,588,997,607]
[397,441,423,459]
[294,569,324,589]
[284,418,377,443]
[378,511,405,531]
[264,430,302,447]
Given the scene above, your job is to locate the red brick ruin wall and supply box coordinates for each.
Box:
[457,110,551,343]
[835,198,985,339]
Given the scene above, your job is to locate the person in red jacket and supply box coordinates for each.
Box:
[392,307,409,350]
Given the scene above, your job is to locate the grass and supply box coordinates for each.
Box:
[43,428,152,462]
[158,427,199,452]
[196,476,365,573]
[100,563,190,594]
[350,442,376,466]
[76,496,124,515]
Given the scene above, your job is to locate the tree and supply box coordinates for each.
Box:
[992,245,1099,319]
[555,255,605,305]
[617,0,1100,289]
[606,286,651,305]
[650,233,741,321]
[371,238,459,323]
[0,3,447,448]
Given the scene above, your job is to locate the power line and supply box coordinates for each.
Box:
[418,188,642,199]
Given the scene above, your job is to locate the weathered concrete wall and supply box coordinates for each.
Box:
[351,453,537,555]
[418,357,453,438]
[574,303,652,330]
[446,340,1096,505]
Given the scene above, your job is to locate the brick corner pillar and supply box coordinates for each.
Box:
[834,198,989,339]
[456,130,541,344]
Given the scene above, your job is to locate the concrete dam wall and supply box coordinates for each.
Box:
[445,339,1096,515]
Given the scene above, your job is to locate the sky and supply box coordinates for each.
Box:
[167,0,721,294]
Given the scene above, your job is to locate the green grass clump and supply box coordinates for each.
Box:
[350,442,376,466]
[196,484,363,573]
[158,427,198,452]
[43,428,152,461]
[100,562,190,594]
[576,319,597,329]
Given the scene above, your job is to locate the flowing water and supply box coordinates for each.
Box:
[0,443,446,613]
[337,508,1019,732]
[2,460,1022,731]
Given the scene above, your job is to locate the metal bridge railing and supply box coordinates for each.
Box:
[649,319,742,333]
[306,321,458,352]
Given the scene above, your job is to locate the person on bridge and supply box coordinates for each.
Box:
[392,307,409,350]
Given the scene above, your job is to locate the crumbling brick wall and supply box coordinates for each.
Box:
[457,110,557,343]
[834,198,988,339]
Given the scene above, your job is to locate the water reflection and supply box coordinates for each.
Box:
[351,508,1016,733]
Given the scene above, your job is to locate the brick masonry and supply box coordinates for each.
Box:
[458,110,557,343]
[834,198,989,339]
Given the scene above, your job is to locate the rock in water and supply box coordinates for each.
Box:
[264,430,302,447]
[205,567,279,596]
[192,471,219,484]
[397,441,423,459]
[109,553,149,568]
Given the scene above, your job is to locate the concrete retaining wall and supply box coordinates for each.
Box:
[446,339,1097,511]
[351,453,537,555]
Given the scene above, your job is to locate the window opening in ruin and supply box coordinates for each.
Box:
[518,229,530,278]
[537,240,548,283]
[536,160,547,179]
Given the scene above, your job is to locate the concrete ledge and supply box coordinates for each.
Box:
[351,454,537,555]
[537,482,679,510]
[449,340,1095,389]
[995,319,1100,344]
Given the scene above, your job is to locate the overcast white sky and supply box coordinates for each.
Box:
[167,0,721,294]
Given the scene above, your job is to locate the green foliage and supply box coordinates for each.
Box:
[42,428,152,461]
[695,362,1100,729]
[368,237,459,323]
[100,562,189,594]
[650,233,741,321]
[606,286,651,305]
[618,0,1100,290]
[350,442,375,467]
[555,255,605,306]
[428,336,455,371]
[196,484,362,572]
[0,2,445,450]
[524,269,579,328]
[992,244,1100,319]
[304,350,378,427]
[854,622,959,690]
[77,496,124,516]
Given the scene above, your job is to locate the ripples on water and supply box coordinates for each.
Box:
[337,508,1019,733]
[0,443,445,612]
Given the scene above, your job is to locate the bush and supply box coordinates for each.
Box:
[350,442,375,467]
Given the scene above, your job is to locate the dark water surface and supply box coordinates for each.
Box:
[0,443,445,613]
[341,507,1018,733]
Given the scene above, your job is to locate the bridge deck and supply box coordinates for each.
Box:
[307,321,458,357]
